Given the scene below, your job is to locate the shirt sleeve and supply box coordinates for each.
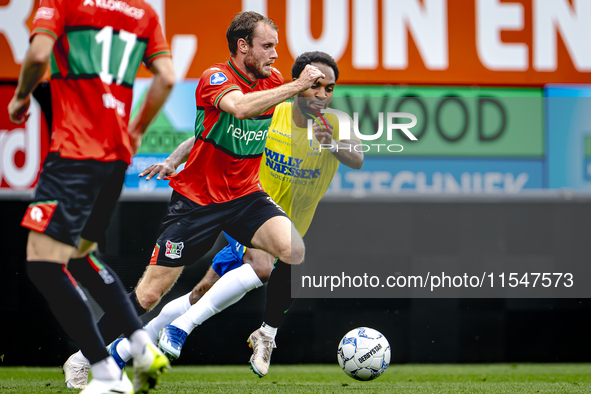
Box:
[200,68,241,109]
[30,0,65,42]
[270,67,285,86]
[144,12,171,67]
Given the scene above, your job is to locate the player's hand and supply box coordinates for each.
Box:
[8,95,31,124]
[296,65,325,92]
[313,116,334,145]
[139,161,178,181]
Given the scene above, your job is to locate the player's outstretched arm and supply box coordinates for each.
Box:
[219,64,325,120]
[8,35,55,124]
[129,57,175,155]
[313,119,364,169]
[140,136,196,180]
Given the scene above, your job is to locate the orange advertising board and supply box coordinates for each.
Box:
[1,0,590,85]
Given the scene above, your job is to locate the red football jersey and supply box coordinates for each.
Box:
[168,59,284,205]
[31,0,171,164]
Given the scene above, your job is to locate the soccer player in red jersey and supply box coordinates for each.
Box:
[63,11,325,386]
[8,1,174,393]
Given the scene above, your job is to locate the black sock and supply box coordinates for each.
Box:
[263,260,303,328]
[92,291,146,344]
[26,260,109,364]
[68,253,143,342]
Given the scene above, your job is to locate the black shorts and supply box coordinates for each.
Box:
[21,152,127,249]
[150,190,289,267]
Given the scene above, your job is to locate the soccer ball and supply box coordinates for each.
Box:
[337,327,391,381]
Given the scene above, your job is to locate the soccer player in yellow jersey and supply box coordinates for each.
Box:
[105,52,363,379]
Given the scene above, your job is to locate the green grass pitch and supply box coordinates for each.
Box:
[1,364,590,393]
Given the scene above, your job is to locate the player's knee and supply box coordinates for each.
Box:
[277,242,305,265]
[244,250,273,283]
[291,242,305,265]
[136,287,162,310]
[251,262,273,283]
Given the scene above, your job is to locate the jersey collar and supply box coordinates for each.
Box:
[228,58,258,89]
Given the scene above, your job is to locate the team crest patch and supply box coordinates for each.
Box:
[165,240,184,259]
[33,7,55,22]
[210,72,228,85]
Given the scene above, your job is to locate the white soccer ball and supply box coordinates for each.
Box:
[337,327,391,381]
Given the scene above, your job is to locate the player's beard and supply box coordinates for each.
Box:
[245,49,271,80]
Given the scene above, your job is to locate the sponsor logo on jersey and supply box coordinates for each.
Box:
[210,72,228,85]
[102,93,126,116]
[265,148,321,179]
[84,0,146,20]
[33,7,55,22]
[226,124,269,146]
[165,240,184,259]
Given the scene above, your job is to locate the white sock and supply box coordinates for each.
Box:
[129,329,151,359]
[172,264,263,334]
[73,350,90,365]
[114,292,193,363]
[115,338,132,363]
[260,322,278,339]
[144,292,192,343]
[91,357,121,381]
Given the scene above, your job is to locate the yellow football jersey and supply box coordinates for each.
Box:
[260,101,353,236]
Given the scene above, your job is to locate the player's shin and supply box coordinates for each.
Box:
[26,261,110,365]
[171,264,263,334]
[262,259,303,331]
[68,253,143,340]
[144,292,192,343]
[95,291,147,345]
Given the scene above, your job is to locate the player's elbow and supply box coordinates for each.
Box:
[349,153,364,170]
[29,52,51,65]
[28,35,54,65]
[232,106,250,120]
[349,159,363,170]
[151,57,175,90]
[158,72,175,92]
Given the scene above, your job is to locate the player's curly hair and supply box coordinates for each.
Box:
[227,11,278,56]
[291,52,339,82]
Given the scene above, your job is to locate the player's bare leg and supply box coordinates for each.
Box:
[189,248,273,303]
[247,217,305,377]
[135,265,185,310]
[251,216,305,265]
[189,267,220,304]
[159,245,276,360]
[116,247,274,363]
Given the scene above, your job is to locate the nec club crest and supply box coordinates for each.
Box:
[21,201,58,233]
[165,240,184,259]
[210,72,227,85]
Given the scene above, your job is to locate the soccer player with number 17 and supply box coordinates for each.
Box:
[8,0,174,393]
